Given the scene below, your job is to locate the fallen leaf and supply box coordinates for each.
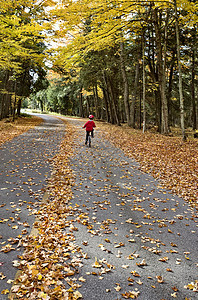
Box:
[122,265,129,269]
[73,291,82,299]
[156,276,164,283]
[1,289,9,295]
[115,284,121,291]
[79,277,86,282]
[171,292,177,298]
[136,259,147,267]
[92,257,102,268]
[131,270,140,277]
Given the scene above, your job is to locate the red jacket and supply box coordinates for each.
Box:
[83,120,96,131]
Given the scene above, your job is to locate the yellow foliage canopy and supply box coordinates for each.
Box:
[49,0,198,70]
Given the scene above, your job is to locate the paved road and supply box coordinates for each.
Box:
[0,115,197,300]
[67,118,198,300]
[0,115,66,299]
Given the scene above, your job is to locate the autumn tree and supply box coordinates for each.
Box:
[0,0,55,119]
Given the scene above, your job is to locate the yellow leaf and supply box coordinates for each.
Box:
[32,269,39,276]
[115,285,121,291]
[1,289,9,295]
[104,238,111,243]
[92,257,102,268]
[79,277,86,282]
[38,274,42,280]
[12,225,18,229]
[73,290,82,299]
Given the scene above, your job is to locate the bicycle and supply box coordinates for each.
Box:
[84,130,94,147]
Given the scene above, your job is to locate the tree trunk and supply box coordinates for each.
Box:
[174,0,186,140]
[108,77,121,126]
[86,96,90,116]
[102,87,110,122]
[0,71,10,119]
[39,100,44,112]
[130,60,140,128]
[120,42,130,125]
[167,52,176,123]
[102,70,115,124]
[93,84,100,119]
[12,81,17,121]
[17,97,22,116]
[79,91,84,117]
[142,38,146,133]
[139,86,142,129]
[154,8,169,134]
[191,39,196,130]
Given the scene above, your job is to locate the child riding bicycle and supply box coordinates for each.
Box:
[82,115,96,145]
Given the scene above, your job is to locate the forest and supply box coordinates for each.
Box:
[0,0,197,139]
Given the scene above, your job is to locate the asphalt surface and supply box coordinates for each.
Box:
[0,115,197,300]
[0,114,66,299]
[67,118,198,300]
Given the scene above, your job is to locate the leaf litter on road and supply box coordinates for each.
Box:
[2,117,197,299]
[9,121,85,299]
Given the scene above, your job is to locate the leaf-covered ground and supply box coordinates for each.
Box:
[68,118,197,299]
[6,120,84,299]
[0,115,197,299]
[0,116,42,147]
[97,123,198,207]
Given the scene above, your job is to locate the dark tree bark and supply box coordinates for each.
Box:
[154,8,169,134]
[102,70,115,124]
[174,0,186,140]
[142,37,146,133]
[108,77,121,126]
[17,97,22,116]
[191,42,196,130]
[102,87,110,123]
[0,71,10,120]
[93,84,100,119]
[130,60,139,128]
[86,96,91,116]
[120,42,130,125]
[148,25,161,132]
[79,91,84,117]
[167,51,176,119]
[12,81,17,121]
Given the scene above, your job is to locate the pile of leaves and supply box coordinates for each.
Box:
[10,121,83,300]
[0,116,42,147]
[98,123,198,206]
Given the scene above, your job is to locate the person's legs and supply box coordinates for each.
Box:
[85,131,89,144]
